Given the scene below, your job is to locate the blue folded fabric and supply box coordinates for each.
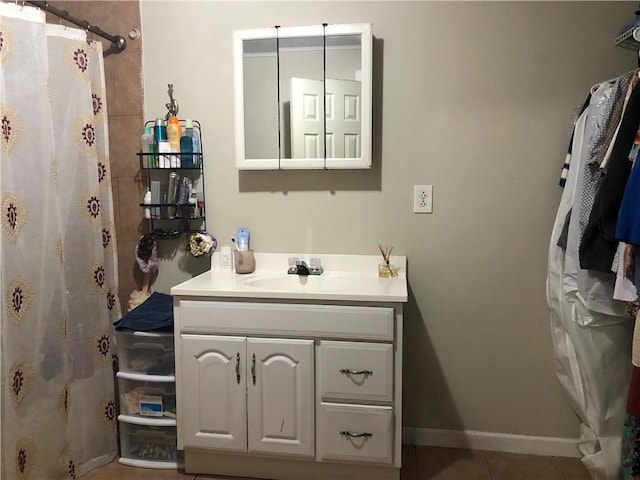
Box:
[113,292,173,332]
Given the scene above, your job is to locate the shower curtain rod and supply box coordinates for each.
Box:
[25,0,126,53]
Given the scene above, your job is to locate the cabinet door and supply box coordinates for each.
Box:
[180,334,247,451]
[247,338,314,457]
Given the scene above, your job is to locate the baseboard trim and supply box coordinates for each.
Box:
[402,427,581,458]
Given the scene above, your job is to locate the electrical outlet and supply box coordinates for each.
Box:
[413,185,433,214]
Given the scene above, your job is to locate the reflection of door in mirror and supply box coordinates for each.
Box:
[278,34,324,160]
[290,78,361,159]
[290,77,323,159]
[326,79,361,159]
[325,34,363,161]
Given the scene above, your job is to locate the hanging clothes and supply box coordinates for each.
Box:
[580,77,640,273]
[547,71,640,480]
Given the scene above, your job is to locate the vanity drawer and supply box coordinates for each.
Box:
[178,300,394,341]
[319,341,393,403]
[317,403,393,465]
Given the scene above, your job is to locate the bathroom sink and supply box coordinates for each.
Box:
[239,272,352,291]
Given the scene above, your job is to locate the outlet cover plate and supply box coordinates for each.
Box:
[413,185,433,214]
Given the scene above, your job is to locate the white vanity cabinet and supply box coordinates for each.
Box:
[180,334,314,457]
[171,253,407,480]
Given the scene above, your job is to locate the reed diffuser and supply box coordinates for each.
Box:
[378,243,397,278]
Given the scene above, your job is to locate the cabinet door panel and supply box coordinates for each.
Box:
[180,334,247,451]
[247,338,314,457]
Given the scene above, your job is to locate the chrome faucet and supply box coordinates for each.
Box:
[288,258,323,276]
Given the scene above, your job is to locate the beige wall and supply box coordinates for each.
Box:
[139,1,636,440]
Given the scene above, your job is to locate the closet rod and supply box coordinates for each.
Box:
[25,1,126,53]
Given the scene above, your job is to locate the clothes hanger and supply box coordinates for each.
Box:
[591,77,618,94]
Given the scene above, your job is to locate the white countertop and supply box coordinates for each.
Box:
[170,253,408,303]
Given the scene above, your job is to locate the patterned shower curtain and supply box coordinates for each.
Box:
[0,3,121,479]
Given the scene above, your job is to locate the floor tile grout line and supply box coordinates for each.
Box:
[481,449,493,480]
[558,456,571,480]
[552,454,573,480]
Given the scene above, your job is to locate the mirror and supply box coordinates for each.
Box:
[233,24,372,170]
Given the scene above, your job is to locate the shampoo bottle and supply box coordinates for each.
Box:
[167,115,182,168]
[167,115,182,151]
[154,117,171,168]
[180,119,200,168]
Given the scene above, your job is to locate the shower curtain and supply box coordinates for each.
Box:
[0,3,121,479]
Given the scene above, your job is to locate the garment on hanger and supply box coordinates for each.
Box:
[580,80,640,272]
[548,69,640,480]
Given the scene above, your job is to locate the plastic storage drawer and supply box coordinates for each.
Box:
[116,330,175,376]
[119,420,177,465]
[117,371,176,419]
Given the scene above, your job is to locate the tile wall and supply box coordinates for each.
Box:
[46,1,145,312]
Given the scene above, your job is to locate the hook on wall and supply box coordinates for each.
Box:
[165,84,179,119]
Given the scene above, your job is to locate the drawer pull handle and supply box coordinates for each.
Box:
[340,368,373,376]
[340,430,373,439]
[235,352,241,384]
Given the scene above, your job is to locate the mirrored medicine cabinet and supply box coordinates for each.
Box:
[233,23,372,170]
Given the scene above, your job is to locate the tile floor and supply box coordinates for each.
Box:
[79,445,592,479]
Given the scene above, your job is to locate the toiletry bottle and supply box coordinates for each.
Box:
[188,188,197,217]
[177,177,191,205]
[154,116,167,146]
[143,190,152,219]
[154,117,171,168]
[236,227,250,251]
[220,245,232,270]
[167,172,180,218]
[167,115,182,151]
[140,126,154,168]
[166,115,182,168]
[180,119,200,168]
